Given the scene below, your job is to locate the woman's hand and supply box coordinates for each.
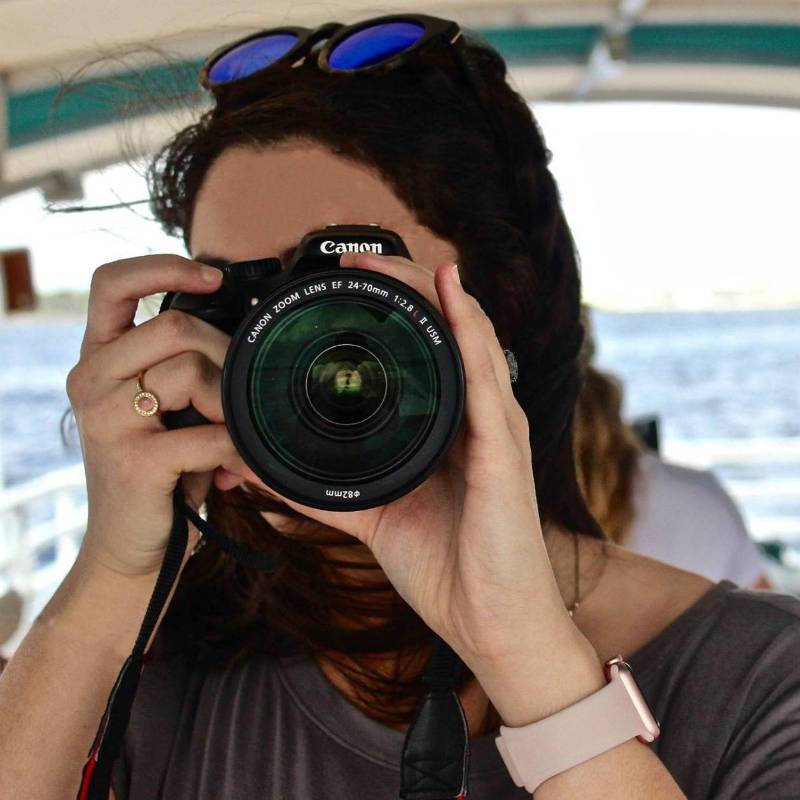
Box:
[238,251,582,674]
[67,255,250,578]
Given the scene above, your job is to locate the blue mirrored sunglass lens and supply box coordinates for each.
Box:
[328,22,425,70]
[208,33,300,83]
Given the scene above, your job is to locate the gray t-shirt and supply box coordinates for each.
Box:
[111,579,800,799]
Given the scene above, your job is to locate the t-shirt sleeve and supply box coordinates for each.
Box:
[709,606,800,798]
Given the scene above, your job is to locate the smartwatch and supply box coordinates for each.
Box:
[494,655,660,793]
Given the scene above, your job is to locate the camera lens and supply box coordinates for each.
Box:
[248,297,436,481]
[224,270,464,510]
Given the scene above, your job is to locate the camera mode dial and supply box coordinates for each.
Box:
[223,257,282,284]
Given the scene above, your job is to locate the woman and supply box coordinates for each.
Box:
[1,16,798,800]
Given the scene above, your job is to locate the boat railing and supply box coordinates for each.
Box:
[0,463,87,653]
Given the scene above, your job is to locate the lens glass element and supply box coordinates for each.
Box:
[248,296,438,482]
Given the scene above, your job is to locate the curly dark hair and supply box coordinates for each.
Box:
[149,30,605,733]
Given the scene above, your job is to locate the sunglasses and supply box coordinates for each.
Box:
[199,14,464,90]
[199,13,522,230]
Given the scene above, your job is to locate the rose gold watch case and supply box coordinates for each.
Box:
[604,655,661,743]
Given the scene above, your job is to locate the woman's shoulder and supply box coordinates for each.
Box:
[602,546,800,688]
[713,579,800,627]
[619,562,800,798]
[584,542,799,664]
[638,575,800,666]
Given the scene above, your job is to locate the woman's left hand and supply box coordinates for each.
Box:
[224,252,583,676]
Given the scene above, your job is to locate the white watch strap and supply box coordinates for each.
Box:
[494,675,654,793]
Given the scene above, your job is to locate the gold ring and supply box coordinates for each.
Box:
[133,373,161,417]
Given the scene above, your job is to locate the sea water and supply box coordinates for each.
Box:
[1,309,798,542]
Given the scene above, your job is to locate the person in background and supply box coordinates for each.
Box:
[574,310,771,589]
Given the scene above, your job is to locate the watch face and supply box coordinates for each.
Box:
[606,656,661,742]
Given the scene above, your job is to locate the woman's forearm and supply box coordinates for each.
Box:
[472,630,687,799]
[531,737,685,799]
[0,552,164,799]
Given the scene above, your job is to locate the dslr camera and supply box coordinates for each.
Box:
[161,224,465,511]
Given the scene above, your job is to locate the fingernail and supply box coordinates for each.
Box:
[452,262,461,286]
[201,266,222,283]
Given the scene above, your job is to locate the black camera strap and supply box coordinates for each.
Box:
[76,489,188,800]
[401,637,470,800]
[76,485,470,800]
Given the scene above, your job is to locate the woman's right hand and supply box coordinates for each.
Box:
[66,255,248,579]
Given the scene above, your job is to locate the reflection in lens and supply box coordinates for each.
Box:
[306,344,388,427]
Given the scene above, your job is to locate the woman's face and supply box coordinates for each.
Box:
[188,139,458,534]
[188,139,457,272]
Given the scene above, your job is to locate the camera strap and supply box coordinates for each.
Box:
[76,485,470,800]
[76,489,188,800]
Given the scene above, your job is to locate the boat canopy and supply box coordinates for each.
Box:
[1,0,799,199]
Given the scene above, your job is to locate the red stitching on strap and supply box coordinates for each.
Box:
[78,749,99,800]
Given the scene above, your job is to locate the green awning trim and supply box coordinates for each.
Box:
[627,24,800,66]
[475,24,599,63]
[8,59,205,148]
[7,24,800,149]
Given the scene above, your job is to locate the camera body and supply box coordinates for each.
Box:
[161,224,464,511]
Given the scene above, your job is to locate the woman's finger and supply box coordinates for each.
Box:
[116,351,224,424]
[154,423,247,479]
[434,260,510,446]
[475,304,528,438]
[342,250,525,435]
[339,251,442,311]
[77,354,223,440]
[82,255,223,359]
[91,309,230,381]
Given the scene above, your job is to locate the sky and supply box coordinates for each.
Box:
[1,101,799,311]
